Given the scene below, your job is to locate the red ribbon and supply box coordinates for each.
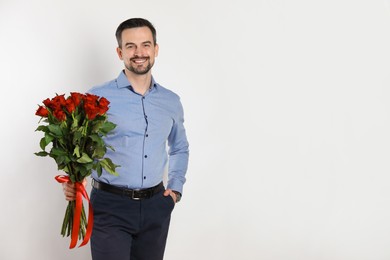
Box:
[55,175,94,249]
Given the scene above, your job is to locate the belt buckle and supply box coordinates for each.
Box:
[131,189,141,200]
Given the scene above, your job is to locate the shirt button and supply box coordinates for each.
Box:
[146,134,149,137]
[144,155,148,158]
[144,176,146,179]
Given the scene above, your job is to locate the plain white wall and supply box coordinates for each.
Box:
[1,0,390,259]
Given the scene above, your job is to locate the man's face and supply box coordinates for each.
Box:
[117,27,159,75]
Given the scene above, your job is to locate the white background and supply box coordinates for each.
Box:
[1,0,390,259]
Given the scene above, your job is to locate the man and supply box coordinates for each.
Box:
[62,18,189,260]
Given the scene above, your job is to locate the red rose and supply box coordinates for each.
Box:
[65,97,76,113]
[35,106,49,117]
[43,98,51,107]
[53,108,66,121]
[43,95,65,111]
[84,93,99,104]
[84,102,99,120]
[83,94,101,120]
[98,97,110,115]
[70,92,84,107]
[52,94,66,107]
[98,97,110,108]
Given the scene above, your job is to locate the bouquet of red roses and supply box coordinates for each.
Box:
[35,92,119,248]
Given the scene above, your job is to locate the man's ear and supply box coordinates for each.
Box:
[154,43,159,58]
[116,47,123,60]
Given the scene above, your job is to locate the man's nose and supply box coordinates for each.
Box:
[134,46,142,56]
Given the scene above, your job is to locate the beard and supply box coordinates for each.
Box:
[125,56,154,75]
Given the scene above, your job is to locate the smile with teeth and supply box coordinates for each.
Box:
[131,57,148,64]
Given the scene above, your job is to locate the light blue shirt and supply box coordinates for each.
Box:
[89,71,189,194]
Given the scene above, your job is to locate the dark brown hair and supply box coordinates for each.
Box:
[115,18,157,48]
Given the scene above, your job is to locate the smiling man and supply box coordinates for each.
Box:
[62,18,189,260]
[118,25,158,77]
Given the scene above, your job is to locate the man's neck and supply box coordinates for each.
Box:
[124,70,152,95]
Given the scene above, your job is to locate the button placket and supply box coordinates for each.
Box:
[141,95,149,184]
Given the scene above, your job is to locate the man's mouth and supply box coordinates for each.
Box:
[131,57,148,64]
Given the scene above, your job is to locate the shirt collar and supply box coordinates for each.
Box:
[116,70,158,91]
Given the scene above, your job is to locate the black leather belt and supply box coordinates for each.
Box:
[92,179,164,200]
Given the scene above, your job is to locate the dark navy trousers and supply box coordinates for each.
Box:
[90,187,175,260]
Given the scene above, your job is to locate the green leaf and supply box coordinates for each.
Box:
[71,116,79,130]
[56,156,65,165]
[92,146,106,159]
[56,155,71,166]
[34,151,48,157]
[89,134,104,149]
[78,163,93,178]
[50,147,68,156]
[90,134,102,143]
[72,130,83,145]
[35,125,48,132]
[56,138,67,147]
[99,121,116,135]
[48,124,63,136]
[74,112,81,122]
[62,165,70,174]
[73,145,80,158]
[60,120,68,128]
[44,132,54,145]
[100,158,119,176]
[95,163,102,177]
[76,153,93,163]
[78,126,87,136]
[56,163,67,170]
[91,120,104,133]
[39,137,46,150]
[107,145,115,151]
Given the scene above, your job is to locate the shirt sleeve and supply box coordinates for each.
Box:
[167,98,189,194]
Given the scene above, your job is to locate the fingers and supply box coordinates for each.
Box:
[61,179,88,201]
[163,189,177,203]
[163,189,171,196]
[62,182,76,201]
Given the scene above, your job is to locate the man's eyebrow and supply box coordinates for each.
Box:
[124,41,153,47]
